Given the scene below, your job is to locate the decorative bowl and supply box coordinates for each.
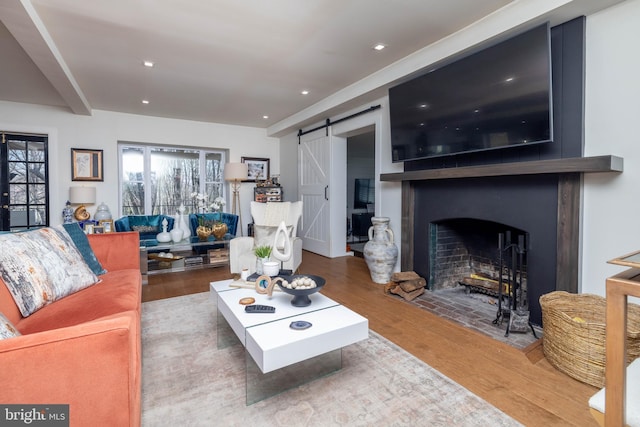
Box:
[277,275,326,307]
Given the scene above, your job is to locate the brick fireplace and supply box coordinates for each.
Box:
[429,218,527,293]
[382,156,622,326]
[412,174,558,325]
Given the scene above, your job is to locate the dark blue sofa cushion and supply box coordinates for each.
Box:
[114,215,175,242]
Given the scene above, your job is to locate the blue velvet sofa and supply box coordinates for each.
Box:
[188,213,238,253]
[188,213,238,240]
[114,215,175,246]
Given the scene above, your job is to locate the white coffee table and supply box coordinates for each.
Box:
[210,279,368,404]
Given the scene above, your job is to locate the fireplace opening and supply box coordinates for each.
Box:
[429,218,526,292]
[424,218,539,342]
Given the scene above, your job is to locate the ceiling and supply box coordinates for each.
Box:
[0,0,627,134]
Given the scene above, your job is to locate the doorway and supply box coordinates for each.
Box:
[297,109,381,259]
[346,131,375,256]
[0,132,49,231]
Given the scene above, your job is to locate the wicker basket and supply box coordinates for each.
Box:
[540,291,640,387]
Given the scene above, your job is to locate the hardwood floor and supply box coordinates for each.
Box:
[142,251,598,426]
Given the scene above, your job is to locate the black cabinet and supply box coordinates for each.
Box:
[352,212,373,240]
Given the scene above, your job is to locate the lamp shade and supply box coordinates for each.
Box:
[69,186,96,204]
[224,162,248,181]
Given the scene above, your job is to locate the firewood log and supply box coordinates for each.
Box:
[383,282,397,294]
[391,271,420,282]
[398,278,426,293]
[389,284,425,301]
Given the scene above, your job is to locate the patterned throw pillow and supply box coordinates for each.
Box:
[0,312,20,340]
[0,227,99,317]
[59,223,107,275]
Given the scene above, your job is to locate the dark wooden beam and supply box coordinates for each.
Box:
[381,155,622,182]
[556,173,581,293]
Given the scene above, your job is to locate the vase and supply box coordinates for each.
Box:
[255,257,269,275]
[170,227,183,243]
[363,217,398,284]
[157,218,172,243]
[196,226,212,241]
[178,204,191,240]
[212,222,228,240]
[94,202,112,221]
[62,201,74,224]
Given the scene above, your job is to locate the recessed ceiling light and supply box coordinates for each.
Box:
[143,60,154,68]
[263,115,269,119]
[142,99,149,104]
[301,90,309,95]
[373,43,386,51]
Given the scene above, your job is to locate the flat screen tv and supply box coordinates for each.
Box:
[390,23,552,162]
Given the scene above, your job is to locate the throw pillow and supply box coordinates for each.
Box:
[59,223,107,275]
[129,215,162,233]
[0,312,20,340]
[0,227,99,317]
[253,225,293,250]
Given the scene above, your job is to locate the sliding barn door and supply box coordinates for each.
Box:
[298,129,331,256]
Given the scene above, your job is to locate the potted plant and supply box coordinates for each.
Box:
[195,216,213,241]
[254,245,272,275]
[209,196,228,240]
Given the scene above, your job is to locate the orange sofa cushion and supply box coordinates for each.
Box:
[16,269,141,335]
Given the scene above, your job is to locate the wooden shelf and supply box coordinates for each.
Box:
[380,155,623,182]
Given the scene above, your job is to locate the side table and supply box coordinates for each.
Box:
[603,250,640,426]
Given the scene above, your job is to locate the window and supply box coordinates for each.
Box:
[0,132,48,231]
[118,144,226,216]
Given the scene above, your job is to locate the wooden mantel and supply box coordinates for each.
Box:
[380,155,623,182]
[390,154,623,295]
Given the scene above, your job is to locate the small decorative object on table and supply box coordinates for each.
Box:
[170,226,183,243]
[62,201,74,224]
[210,196,228,240]
[177,204,191,240]
[277,275,326,307]
[93,202,112,221]
[253,245,272,275]
[196,225,212,241]
[156,218,172,243]
[262,261,279,277]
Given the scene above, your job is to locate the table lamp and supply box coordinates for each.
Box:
[69,186,96,221]
[224,162,248,236]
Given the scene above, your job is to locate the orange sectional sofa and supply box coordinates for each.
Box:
[0,231,142,427]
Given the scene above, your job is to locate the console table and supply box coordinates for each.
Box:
[140,238,230,282]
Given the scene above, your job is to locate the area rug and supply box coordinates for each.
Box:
[141,292,522,426]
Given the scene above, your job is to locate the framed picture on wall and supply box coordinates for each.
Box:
[71,148,104,181]
[241,157,270,182]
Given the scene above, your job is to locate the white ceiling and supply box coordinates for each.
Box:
[0,0,626,134]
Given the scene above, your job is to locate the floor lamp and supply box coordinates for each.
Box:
[224,162,248,236]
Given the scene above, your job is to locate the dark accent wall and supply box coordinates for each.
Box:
[414,175,558,325]
[404,17,585,171]
[404,17,586,326]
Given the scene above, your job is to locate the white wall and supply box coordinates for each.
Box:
[280,0,640,288]
[280,97,404,264]
[582,0,640,295]
[0,100,279,231]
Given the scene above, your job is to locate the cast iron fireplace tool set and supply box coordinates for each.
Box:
[493,231,538,338]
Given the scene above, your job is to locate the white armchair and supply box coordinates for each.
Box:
[229,201,303,274]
